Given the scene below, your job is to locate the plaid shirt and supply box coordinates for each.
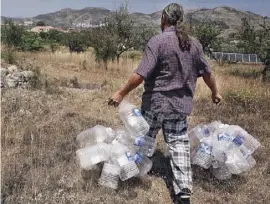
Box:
[135,26,211,118]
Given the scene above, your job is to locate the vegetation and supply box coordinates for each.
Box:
[36,21,46,26]
[193,23,221,54]
[1,50,269,204]
[237,17,270,63]
[90,4,156,68]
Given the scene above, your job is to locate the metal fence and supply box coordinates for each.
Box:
[209,52,262,63]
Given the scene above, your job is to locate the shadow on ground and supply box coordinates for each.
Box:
[148,149,248,201]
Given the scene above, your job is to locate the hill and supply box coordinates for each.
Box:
[2,6,269,36]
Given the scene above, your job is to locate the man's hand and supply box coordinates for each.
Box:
[212,93,222,105]
[108,90,123,107]
[108,73,144,107]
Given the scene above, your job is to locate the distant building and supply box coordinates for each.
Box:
[24,21,33,26]
[31,26,56,33]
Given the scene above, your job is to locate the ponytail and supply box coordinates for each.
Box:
[176,22,191,52]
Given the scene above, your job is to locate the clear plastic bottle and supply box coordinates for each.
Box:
[188,124,211,150]
[212,129,234,162]
[76,143,110,170]
[115,129,135,146]
[117,153,140,181]
[230,130,260,155]
[212,160,232,180]
[119,101,150,137]
[110,140,140,181]
[133,152,153,177]
[98,161,120,190]
[134,136,156,157]
[192,139,213,169]
[225,148,250,174]
[76,125,116,148]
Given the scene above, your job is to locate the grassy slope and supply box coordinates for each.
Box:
[1,51,269,204]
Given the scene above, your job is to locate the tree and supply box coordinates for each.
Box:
[1,20,25,63]
[193,23,221,54]
[1,20,25,49]
[39,30,64,52]
[90,3,156,68]
[36,21,46,26]
[238,17,270,63]
[18,31,45,52]
[66,32,87,53]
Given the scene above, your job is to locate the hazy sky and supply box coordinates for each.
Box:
[1,0,270,17]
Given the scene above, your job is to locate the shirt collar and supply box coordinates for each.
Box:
[163,26,176,33]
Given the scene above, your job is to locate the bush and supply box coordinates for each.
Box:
[1,50,16,64]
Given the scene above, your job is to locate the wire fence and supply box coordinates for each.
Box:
[209,52,263,64]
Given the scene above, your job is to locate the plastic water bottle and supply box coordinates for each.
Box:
[119,101,150,137]
[132,152,153,177]
[212,130,234,162]
[76,143,110,170]
[189,124,211,150]
[115,129,135,146]
[115,129,156,157]
[76,125,116,148]
[134,136,156,157]
[189,124,211,141]
[246,155,256,171]
[212,160,232,180]
[228,130,260,158]
[98,161,120,190]
[117,153,140,181]
[225,148,250,174]
[192,140,213,169]
[110,140,140,181]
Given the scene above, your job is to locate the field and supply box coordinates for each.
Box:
[1,50,270,204]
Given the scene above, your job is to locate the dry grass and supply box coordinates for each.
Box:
[1,51,270,204]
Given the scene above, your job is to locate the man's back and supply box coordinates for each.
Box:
[135,26,211,116]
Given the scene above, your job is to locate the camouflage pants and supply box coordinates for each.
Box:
[141,110,193,194]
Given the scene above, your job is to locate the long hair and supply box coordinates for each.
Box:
[163,3,191,51]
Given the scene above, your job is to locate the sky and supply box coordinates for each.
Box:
[1,0,270,18]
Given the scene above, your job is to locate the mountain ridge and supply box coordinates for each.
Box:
[2,6,269,38]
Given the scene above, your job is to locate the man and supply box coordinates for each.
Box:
[108,3,222,204]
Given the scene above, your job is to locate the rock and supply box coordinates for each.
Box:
[6,78,18,88]
[8,65,18,73]
[21,70,35,79]
[11,72,24,80]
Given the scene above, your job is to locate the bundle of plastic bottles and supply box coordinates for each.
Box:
[189,121,261,180]
[75,101,155,190]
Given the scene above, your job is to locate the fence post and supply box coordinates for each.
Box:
[256,55,258,63]
[242,54,244,62]
[235,53,236,62]
[249,54,251,63]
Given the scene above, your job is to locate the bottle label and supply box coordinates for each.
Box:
[202,126,210,136]
[217,133,233,142]
[134,152,143,164]
[198,142,212,155]
[125,152,134,161]
[232,135,245,146]
[133,108,142,117]
[135,137,144,146]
